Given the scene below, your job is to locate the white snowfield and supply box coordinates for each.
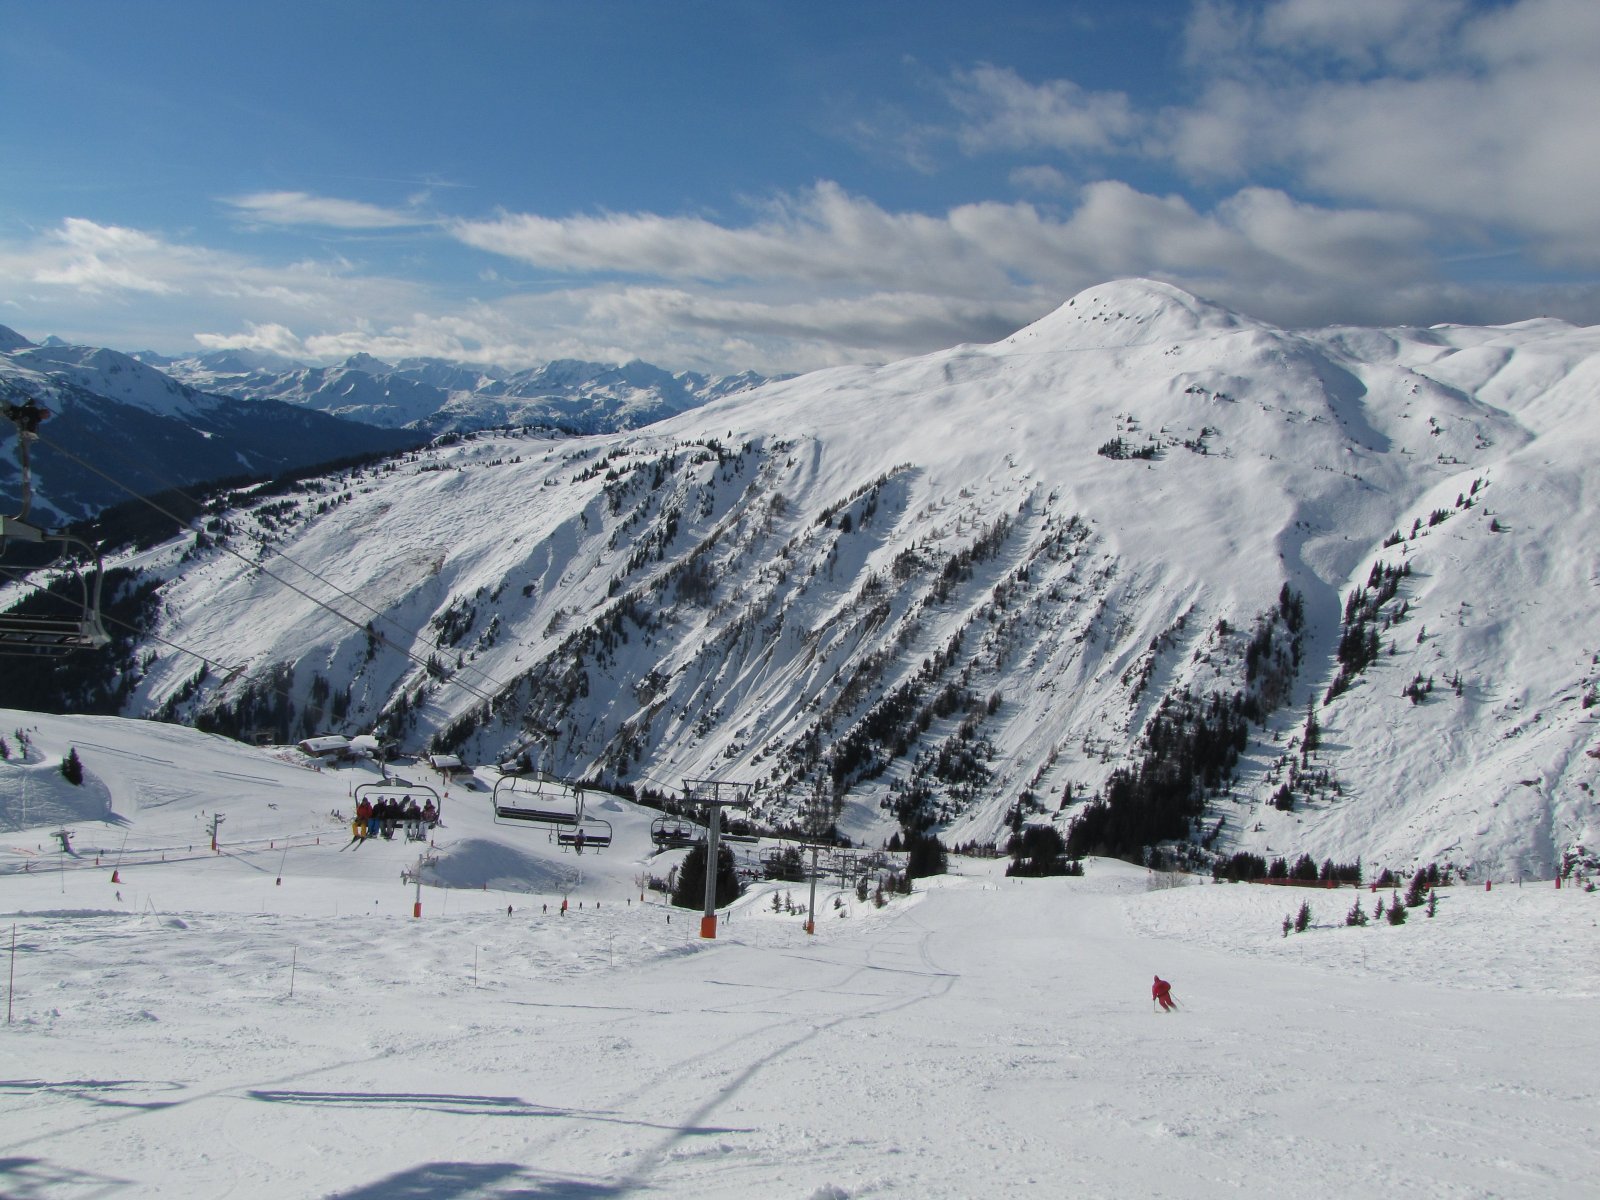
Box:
[1,711,1595,1198]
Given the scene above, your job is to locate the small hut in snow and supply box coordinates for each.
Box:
[297,734,352,763]
[427,752,465,778]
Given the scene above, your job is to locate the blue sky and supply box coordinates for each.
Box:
[3,0,1597,375]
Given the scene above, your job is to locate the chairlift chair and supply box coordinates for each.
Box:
[649,814,703,848]
[556,815,612,852]
[491,773,585,827]
[492,774,611,851]
[353,781,444,841]
[1,399,110,655]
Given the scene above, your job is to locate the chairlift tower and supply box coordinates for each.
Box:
[682,777,753,939]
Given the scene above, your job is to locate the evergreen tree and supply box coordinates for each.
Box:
[1346,898,1368,927]
[670,842,741,909]
[1404,869,1429,908]
[905,830,948,880]
[1425,891,1438,918]
[60,747,84,786]
[1386,891,1408,924]
[1294,900,1312,932]
[1373,894,1386,922]
[1005,824,1070,877]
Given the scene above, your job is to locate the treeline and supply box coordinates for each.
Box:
[1212,851,1362,884]
[0,567,161,714]
[1066,689,1249,857]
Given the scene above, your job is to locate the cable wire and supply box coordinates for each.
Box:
[27,431,505,709]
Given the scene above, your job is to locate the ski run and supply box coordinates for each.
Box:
[1,709,1595,1198]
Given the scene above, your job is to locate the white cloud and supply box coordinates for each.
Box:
[1009,165,1072,195]
[224,191,429,230]
[192,321,308,358]
[27,218,179,295]
[0,217,444,357]
[1258,0,1467,70]
[1167,0,1600,261]
[452,183,1017,296]
[945,64,1138,156]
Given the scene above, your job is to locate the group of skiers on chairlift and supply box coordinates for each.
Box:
[351,795,437,843]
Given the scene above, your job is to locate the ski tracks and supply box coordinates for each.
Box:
[495,902,959,1196]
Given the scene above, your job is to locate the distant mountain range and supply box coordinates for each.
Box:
[0,330,427,524]
[0,326,774,523]
[136,346,776,435]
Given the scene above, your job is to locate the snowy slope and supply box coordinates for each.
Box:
[6,280,1598,883]
[0,710,1595,1198]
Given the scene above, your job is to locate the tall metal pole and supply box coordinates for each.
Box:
[684,778,753,941]
[806,842,820,934]
[700,800,723,939]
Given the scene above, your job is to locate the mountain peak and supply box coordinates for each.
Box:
[1001,278,1253,351]
[0,324,35,353]
[340,352,392,374]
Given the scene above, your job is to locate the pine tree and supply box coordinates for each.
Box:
[670,842,741,909]
[1386,890,1408,924]
[1373,894,1386,922]
[1404,869,1429,908]
[905,830,948,880]
[1346,898,1368,927]
[1425,891,1437,918]
[60,747,84,786]
[1294,900,1312,932]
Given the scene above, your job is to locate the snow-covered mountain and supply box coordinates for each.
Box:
[0,328,425,524]
[151,347,778,434]
[6,280,1597,882]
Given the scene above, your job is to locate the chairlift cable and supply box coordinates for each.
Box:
[0,561,344,730]
[32,423,519,699]
[26,432,501,708]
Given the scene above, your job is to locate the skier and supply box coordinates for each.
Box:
[1152,975,1177,1012]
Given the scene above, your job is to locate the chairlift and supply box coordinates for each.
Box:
[649,814,703,848]
[353,781,443,842]
[492,773,611,850]
[492,773,584,827]
[1,399,109,655]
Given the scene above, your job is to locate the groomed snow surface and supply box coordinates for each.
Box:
[2,710,1596,1198]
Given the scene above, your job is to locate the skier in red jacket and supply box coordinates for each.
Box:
[1152,975,1176,1012]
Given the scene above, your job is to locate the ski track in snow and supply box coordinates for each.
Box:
[0,713,1595,1197]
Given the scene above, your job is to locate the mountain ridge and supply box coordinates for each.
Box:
[3,282,1595,881]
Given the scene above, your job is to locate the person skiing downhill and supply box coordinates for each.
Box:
[1152,975,1177,1012]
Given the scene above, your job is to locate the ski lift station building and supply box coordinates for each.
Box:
[427,752,466,776]
[297,734,353,763]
